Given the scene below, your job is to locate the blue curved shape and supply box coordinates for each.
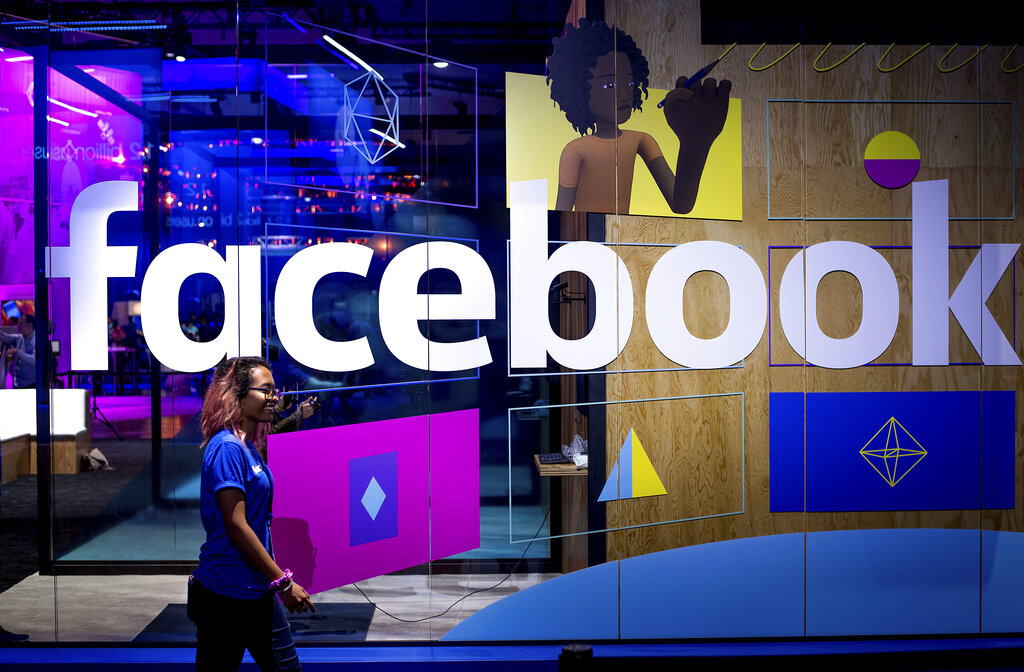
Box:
[980,529,1024,632]
[806,528,978,635]
[442,560,619,640]
[620,533,804,638]
[443,530,1024,641]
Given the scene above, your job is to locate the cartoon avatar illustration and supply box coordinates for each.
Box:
[547,19,731,215]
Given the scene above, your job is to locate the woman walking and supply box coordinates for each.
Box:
[188,356,314,670]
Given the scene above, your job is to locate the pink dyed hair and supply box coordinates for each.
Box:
[200,356,272,449]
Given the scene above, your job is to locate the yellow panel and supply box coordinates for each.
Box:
[505,71,742,220]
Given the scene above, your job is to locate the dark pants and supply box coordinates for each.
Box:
[187,577,301,671]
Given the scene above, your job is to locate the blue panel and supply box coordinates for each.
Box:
[769,392,804,512]
[982,530,1024,632]
[800,391,1014,511]
[442,561,619,640]
[772,391,1016,513]
[619,533,805,638]
[806,528,980,635]
[981,391,1015,509]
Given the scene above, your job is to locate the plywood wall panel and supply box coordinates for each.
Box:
[593,0,1021,562]
[888,44,981,100]
[609,0,698,92]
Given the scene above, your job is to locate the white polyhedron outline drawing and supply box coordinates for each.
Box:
[341,71,401,164]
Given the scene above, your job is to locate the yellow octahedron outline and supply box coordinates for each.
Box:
[858,417,928,487]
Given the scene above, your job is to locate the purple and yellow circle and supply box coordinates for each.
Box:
[864,131,920,189]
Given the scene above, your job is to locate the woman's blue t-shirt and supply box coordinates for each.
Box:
[193,428,274,599]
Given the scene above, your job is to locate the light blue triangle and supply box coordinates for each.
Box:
[619,431,633,500]
[598,462,619,502]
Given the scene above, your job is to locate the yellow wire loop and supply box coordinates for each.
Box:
[937,43,989,73]
[877,43,931,73]
[748,43,801,71]
[718,42,737,61]
[1001,45,1023,73]
[813,42,865,72]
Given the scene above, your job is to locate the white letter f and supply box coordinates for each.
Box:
[47,181,138,371]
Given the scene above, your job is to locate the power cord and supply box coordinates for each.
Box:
[352,506,552,623]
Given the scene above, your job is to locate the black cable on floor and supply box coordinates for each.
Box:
[352,506,552,623]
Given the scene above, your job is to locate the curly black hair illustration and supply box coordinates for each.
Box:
[547,19,650,136]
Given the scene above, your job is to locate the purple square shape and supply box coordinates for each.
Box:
[349,451,398,546]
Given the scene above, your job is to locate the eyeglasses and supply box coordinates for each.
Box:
[247,386,279,399]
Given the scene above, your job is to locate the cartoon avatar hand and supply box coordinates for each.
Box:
[663,77,731,152]
[657,76,731,214]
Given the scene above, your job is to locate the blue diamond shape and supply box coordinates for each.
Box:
[361,476,386,521]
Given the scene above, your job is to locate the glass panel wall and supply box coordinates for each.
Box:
[0,0,1021,647]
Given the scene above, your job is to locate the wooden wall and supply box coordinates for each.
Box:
[561,0,1024,561]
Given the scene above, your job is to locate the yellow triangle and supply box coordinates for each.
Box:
[630,431,668,497]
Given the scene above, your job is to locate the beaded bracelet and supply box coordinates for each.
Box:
[269,569,293,593]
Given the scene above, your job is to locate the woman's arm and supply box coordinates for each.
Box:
[215,488,315,613]
[555,185,578,211]
[555,142,581,211]
[645,155,675,207]
[641,134,708,215]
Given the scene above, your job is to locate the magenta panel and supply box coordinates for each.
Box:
[428,408,480,561]
[269,409,479,594]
